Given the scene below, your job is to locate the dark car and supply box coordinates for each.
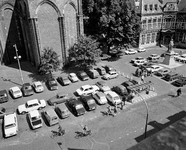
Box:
[0,107,6,119]
[122,80,138,88]
[80,95,96,111]
[77,71,89,81]
[55,103,70,119]
[112,85,128,96]
[21,83,34,96]
[85,69,99,79]
[0,90,8,103]
[48,92,74,105]
[162,72,183,82]
[172,77,186,87]
[96,67,106,75]
[154,69,170,77]
[57,76,71,86]
[47,78,58,90]
[104,65,115,73]
[67,97,86,116]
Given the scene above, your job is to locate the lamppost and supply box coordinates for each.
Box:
[13,44,24,85]
[134,89,149,139]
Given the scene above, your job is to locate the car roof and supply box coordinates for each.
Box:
[96,92,105,97]
[23,83,31,86]
[81,85,91,89]
[45,108,57,117]
[29,110,40,117]
[0,90,7,94]
[33,81,42,86]
[69,73,76,76]
[10,86,20,91]
[48,78,55,81]
[56,103,67,109]
[97,81,105,85]
[106,91,118,96]
[4,113,16,125]
[27,99,39,105]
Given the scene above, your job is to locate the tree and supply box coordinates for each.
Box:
[38,47,61,75]
[82,0,141,54]
[68,36,101,69]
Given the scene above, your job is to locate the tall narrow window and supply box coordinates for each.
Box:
[151,33,156,43]
[154,4,158,11]
[142,20,147,30]
[141,34,146,45]
[144,5,147,11]
[153,18,157,29]
[148,19,152,30]
[150,4,153,11]
[146,33,151,44]
[158,17,162,29]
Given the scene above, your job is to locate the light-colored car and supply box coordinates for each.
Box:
[146,65,163,73]
[133,59,147,66]
[148,54,160,60]
[105,91,122,105]
[28,110,42,129]
[125,49,137,55]
[43,108,59,126]
[102,70,118,80]
[76,85,99,96]
[131,57,146,63]
[18,99,46,115]
[137,48,146,52]
[32,81,44,93]
[96,81,111,92]
[4,112,18,138]
[68,73,79,82]
[9,86,22,99]
[92,92,107,105]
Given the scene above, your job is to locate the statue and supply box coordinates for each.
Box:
[167,39,174,53]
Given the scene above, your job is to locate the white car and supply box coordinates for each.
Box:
[148,54,160,60]
[131,57,146,63]
[4,112,18,138]
[32,81,44,93]
[28,110,42,129]
[146,65,163,73]
[68,73,79,82]
[125,49,137,55]
[92,92,107,105]
[137,48,146,52]
[102,70,118,80]
[105,91,122,105]
[76,85,99,96]
[95,81,111,92]
[9,86,22,99]
[18,99,46,115]
[134,59,147,66]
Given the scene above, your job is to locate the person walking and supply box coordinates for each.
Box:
[177,88,182,97]
[120,101,124,110]
[114,102,118,113]
[141,75,144,82]
[107,105,112,115]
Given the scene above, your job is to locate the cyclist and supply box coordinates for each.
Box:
[83,125,89,135]
[58,125,65,136]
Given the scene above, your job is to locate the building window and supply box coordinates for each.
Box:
[154,4,158,11]
[148,19,152,30]
[151,33,156,43]
[150,4,153,11]
[179,33,183,42]
[153,18,157,29]
[158,17,162,29]
[141,34,146,45]
[146,33,151,44]
[142,20,147,30]
[144,5,147,11]
[183,34,186,43]
[175,32,179,42]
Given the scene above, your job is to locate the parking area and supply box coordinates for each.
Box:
[0,46,186,150]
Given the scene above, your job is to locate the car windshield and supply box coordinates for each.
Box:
[5,123,16,129]
[75,104,83,109]
[52,116,58,121]
[80,87,85,91]
[50,81,56,84]
[36,85,42,88]
[113,96,120,101]
[31,116,40,121]
[88,100,95,104]
[32,119,42,126]
[25,86,32,90]
[0,93,6,98]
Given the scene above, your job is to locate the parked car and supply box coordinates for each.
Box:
[105,91,122,105]
[85,69,99,79]
[104,65,115,73]
[68,73,79,82]
[21,83,34,96]
[133,59,147,66]
[43,108,59,126]
[137,48,146,52]
[172,77,186,87]
[55,103,70,119]
[3,112,18,138]
[122,80,138,88]
[32,81,44,93]
[9,86,22,99]
[46,78,58,90]
[28,110,42,129]
[77,71,89,81]
[148,54,160,61]
[102,70,119,80]
[154,69,170,77]
[125,49,137,55]
[0,107,6,119]
[131,57,146,63]
[76,85,99,96]
[67,97,86,116]
[146,65,163,73]
[80,95,96,111]
[112,85,128,96]
[95,81,111,92]
[0,90,8,103]
[18,99,46,115]
[92,92,107,105]
[96,67,106,75]
[57,76,71,86]
[162,72,183,82]
[48,92,74,105]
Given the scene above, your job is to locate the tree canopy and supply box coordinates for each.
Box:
[82,0,141,53]
[68,36,101,69]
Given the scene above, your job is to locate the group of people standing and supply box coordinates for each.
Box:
[135,66,152,78]
[107,101,125,116]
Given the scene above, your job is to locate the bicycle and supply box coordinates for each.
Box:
[50,129,65,139]
[75,130,92,139]
[101,110,115,117]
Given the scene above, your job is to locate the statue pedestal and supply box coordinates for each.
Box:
[162,51,176,65]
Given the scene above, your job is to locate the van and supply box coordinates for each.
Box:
[44,108,59,126]
[55,103,70,119]
[105,91,122,105]
[86,69,99,79]
[162,72,183,82]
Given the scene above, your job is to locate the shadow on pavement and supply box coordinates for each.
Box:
[135,110,186,143]
[1,77,22,86]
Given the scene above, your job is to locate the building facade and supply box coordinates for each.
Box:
[0,0,84,66]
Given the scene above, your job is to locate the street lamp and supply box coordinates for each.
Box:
[13,44,24,85]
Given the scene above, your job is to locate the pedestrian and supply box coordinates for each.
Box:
[107,105,112,114]
[177,88,182,97]
[149,70,153,76]
[114,102,118,113]
[141,75,144,82]
[120,101,124,110]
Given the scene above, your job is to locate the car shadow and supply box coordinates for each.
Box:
[41,111,50,127]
